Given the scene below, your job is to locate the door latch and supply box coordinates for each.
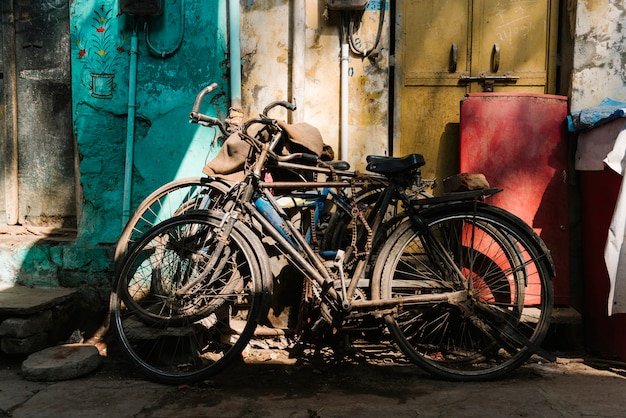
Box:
[458,74,519,92]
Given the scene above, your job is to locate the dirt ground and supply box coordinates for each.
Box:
[3,332,626,418]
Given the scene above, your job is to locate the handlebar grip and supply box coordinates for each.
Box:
[191,83,218,114]
[262,100,297,116]
[189,111,227,135]
[298,153,319,164]
[190,112,220,125]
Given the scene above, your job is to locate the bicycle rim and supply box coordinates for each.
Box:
[374,203,553,381]
[112,213,263,385]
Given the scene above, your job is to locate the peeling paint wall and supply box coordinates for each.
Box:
[1,0,228,289]
[571,0,626,109]
[240,1,390,170]
[18,0,626,295]
[71,0,228,246]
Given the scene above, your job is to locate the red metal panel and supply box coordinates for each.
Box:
[460,93,570,305]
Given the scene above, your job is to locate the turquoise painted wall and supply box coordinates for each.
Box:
[71,0,228,243]
[1,0,228,289]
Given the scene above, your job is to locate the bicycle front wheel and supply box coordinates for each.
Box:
[112,211,263,385]
[372,202,553,381]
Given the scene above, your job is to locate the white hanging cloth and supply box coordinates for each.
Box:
[604,126,626,315]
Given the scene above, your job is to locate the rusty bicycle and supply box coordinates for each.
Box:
[111,85,555,385]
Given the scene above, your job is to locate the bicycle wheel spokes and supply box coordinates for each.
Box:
[113,214,263,384]
[122,218,252,324]
[114,296,243,380]
[431,217,523,306]
[376,204,553,381]
[115,177,231,272]
[131,181,228,247]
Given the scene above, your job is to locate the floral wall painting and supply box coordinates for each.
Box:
[73,4,124,99]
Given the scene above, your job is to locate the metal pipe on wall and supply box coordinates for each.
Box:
[122,29,138,227]
[340,41,349,162]
[228,0,242,113]
[291,0,305,122]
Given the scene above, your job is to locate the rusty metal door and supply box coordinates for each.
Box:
[1,0,76,231]
[395,0,559,184]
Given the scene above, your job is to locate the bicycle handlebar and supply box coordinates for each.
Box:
[190,83,218,114]
[189,83,230,135]
[262,99,297,116]
[239,117,320,166]
[274,152,319,164]
[189,83,296,138]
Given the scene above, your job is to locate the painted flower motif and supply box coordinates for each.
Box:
[87,7,120,74]
[70,5,123,98]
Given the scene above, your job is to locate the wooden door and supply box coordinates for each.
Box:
[1,0,76,231]
[395,0,558,184]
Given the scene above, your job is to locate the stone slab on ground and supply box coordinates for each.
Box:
[21,344,102,381]
[1,333,49,355]
[0,287,76,315]
[0,310,53,337]
[5,349,626,418]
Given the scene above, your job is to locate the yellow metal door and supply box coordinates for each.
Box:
[395,0,558,184]
[469,0,558,93]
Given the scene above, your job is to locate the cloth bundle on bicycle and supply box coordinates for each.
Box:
[443,173,490,193]
[203,121,334,181]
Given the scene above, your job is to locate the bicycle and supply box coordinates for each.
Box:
[114,84,328,272]
[111,88,554,385]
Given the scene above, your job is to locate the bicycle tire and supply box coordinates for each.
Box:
[111,211,264,385]
[371,202,553,381]
[115,177,232,272]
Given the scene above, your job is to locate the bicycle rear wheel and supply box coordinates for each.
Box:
[115,177,232,271]
[112,211,264,385]
[372,202,553,381]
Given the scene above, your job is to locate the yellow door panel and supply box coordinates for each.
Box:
[472,0,556,90]
[402,0,471,79]
[397,86,467,182]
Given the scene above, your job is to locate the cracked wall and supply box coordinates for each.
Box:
[571,0,626,109]
[240,1,390,169]
[0,0,228,289]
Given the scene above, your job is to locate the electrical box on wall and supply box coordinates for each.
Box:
[326,0,369,11]
[120,0,163,16]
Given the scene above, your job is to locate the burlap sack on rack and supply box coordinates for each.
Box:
[202,121,332,182]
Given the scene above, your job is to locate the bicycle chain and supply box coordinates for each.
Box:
[309,173,319,250]
[349,182,372,259]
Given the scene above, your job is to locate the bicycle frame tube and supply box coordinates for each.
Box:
[243,199,341,303]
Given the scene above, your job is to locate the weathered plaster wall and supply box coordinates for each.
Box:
[240,1,390,169]
[72,0,227,244]
[2,0,391,292]
[0,0,228,290]
[571,0,626,109]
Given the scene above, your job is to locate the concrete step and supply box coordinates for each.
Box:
[0,286,78,354]
[0,286,76,315]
